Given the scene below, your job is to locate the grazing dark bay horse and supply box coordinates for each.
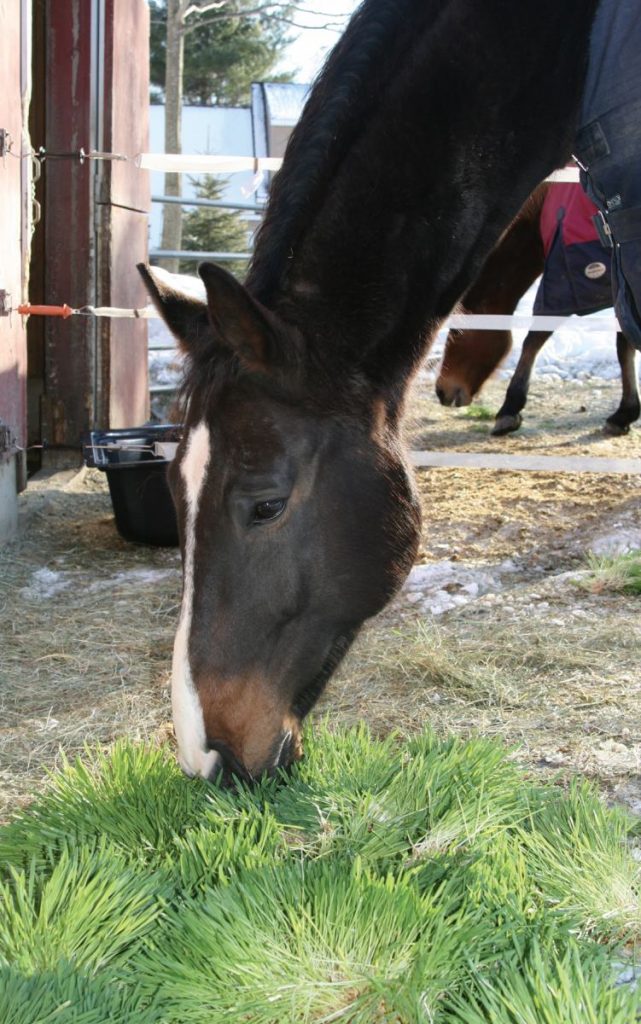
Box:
[435,185,640,436]
[139,0,607,783]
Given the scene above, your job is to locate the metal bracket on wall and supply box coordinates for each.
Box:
[0,421,16,453]
[0,290,11,317]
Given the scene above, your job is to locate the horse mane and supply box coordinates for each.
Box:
[245,0,442,306]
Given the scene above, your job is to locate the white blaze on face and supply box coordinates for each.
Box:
[172,421,221,779]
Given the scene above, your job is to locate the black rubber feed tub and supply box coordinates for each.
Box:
[83,425,182,546]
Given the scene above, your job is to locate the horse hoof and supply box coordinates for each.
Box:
[603,419,629,437]
[491,414,522,436]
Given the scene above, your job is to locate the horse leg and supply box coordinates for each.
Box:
[604,332,640,436]
[492,330,552,435]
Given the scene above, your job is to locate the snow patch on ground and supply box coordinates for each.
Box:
[400,558,518,615]
[20,568,74,600]
[86,568,179,593]
[398,527,641,619]
[588,529,641,557]
[20,567,179,601]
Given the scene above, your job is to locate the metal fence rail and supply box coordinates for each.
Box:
[149,194,259,267]
[149,250,252,262]
[152,194,264,213]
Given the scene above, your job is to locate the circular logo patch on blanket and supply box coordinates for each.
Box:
[584,261,607,279]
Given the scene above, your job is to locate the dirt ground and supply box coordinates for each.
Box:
[1,375,640,820]
[406,373,641,458]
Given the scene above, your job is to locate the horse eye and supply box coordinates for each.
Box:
[253,498,286,524]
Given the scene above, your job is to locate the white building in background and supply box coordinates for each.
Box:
[147,82,310,253]
[250,82,310,160]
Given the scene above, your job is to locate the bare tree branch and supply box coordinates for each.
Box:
[181,0,227,19]
[180,0,351,28]
[181,9,345,37]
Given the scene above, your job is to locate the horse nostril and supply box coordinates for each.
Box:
[206,740,255,787]
[453,388,471,407]
[436,384,454,407]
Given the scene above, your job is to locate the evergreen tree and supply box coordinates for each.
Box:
[150,0,295,271]
[150,0,295,107]
[179,176,252,279]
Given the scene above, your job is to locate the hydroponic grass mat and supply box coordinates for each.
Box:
[1,725,639,1023]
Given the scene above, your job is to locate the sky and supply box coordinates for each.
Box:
[276,0,360,83]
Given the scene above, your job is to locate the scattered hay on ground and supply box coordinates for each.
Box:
[0,470,180,817]
[324,605,641,797]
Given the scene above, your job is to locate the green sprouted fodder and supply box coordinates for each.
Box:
[0,961,164,1024]
[0,724,638,1023]
[520,781,641,942]
[583,548,641,595]
[0,841,167,974]
[271,729,528,868]
[447,937,640,1024]
[0,741,215,874]
[137,859,492,1024]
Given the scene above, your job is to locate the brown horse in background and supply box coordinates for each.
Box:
[436,185,640,436]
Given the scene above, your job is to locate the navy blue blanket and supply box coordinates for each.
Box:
[575,0,641,347]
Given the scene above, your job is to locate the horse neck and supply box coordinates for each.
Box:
[463,184,547,316]
[250,0,599,389]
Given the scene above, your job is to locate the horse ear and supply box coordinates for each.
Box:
[198,262,279,374]
[137,264,211,353]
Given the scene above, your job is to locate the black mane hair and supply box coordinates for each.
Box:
[246,0,443,306]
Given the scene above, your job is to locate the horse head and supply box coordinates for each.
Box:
[140,263,421,784]
[436,328,513,407]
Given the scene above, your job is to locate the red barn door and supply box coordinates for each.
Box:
[0,0,29,541]
[38,0,150,467]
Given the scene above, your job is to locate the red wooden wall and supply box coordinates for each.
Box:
[100,0,151,429]
[42,0,150,462]
[0,0,28,456]
[41,0,98,457]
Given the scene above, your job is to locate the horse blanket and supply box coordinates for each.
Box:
[534,183,613,317]
[574,0,641,347]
